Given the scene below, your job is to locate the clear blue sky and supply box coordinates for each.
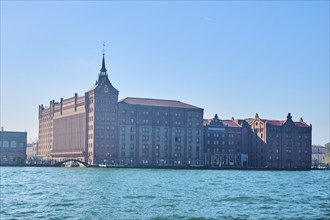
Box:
[1,1,329,145]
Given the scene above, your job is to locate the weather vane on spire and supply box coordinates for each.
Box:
[102,42,106,55]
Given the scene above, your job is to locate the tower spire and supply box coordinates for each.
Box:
[100,53,107,75]
[100,42,107,75]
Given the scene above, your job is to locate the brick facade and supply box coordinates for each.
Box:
[38,55,312,169]
[38,55,203,166]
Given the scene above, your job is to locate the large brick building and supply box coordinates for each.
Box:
[38,54,204,166]
[245,113,312,169]
[38,54,312,169]
[203,113,312,169]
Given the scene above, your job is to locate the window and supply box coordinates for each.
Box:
[10,141,17,148]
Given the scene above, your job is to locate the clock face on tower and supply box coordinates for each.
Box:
[104,85,109,93]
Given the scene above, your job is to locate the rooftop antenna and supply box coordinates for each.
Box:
[102,41,106,55]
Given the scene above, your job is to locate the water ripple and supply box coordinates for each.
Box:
[0,167,329,219]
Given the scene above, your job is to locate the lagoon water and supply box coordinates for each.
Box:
[0,167,329,219]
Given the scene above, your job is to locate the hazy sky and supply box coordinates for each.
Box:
[1,1,329,145]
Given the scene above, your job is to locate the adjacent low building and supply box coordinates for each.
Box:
[312,145,326,168]
[203,114,249,167]
[0,129,27,165]
[26,142,41,164]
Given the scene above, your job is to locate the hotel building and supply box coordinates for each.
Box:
[38,54,204,165]
[38,54,312,169]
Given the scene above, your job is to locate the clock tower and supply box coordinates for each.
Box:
[85,53,119,165]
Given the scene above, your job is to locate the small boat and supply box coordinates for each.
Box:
[88,164,99,167]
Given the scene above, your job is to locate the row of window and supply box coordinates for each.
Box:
[269,134,309,139]
[119,144,200,152]
[94,99,116,104]
[207,140,239,145]
[0,141,25,148]
[122,110,201,119]
[207,133,237,138]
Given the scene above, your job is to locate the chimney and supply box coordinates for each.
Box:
[74,93,78,112]
[60,98,63,115]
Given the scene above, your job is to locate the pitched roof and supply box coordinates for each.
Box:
[245,118,311,128]
[245,118,255,125]
[203,119,212,126]
[222,120,241,128]
[203,118,241,128]
[294,121,311,128]
[119,97,202,109]
[264,120,285,126]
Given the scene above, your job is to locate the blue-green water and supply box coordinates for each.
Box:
[0,167,329,220]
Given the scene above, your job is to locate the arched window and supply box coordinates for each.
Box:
[11,141,17,148]
[3,141,9,147]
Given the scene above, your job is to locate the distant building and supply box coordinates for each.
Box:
[26,142,40,163]
[0,129,27,165]
[203,114,249,167]
[325,142,330,166]
[245,113,312,169]
[312,145,326,168]
[38,54,204,166]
